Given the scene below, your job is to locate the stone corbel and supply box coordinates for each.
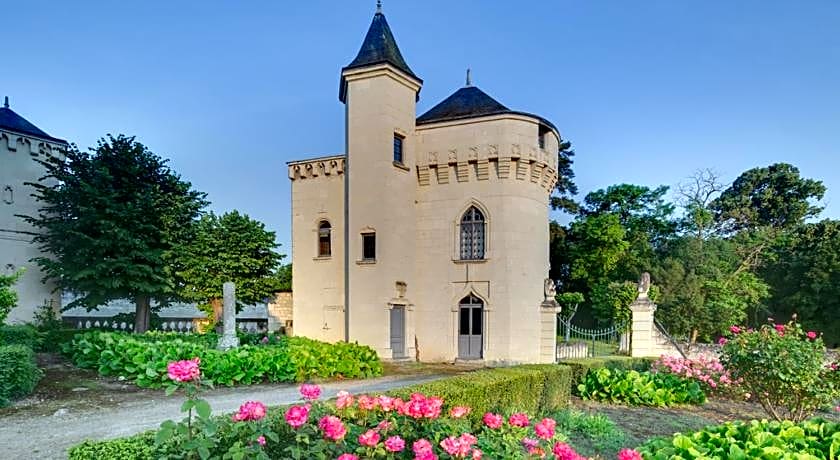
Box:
[417,165,431,186]
[456,161,469,182]
[437,165,449,184]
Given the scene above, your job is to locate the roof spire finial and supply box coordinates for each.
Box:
[3,96,7,109]
[466,68,472,87]
[376,0,382,13]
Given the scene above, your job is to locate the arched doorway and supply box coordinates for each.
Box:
[458,294,483,359]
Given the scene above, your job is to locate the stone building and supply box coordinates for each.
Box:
[288,7,561,364]
[0,97,66,323]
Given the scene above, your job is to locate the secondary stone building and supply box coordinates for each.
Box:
[0,97,66,323]
[289,7,561,364]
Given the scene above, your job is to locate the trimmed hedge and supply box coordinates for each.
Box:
[0,324,41,349]
[0,344,42,407]
[389,364,573,425]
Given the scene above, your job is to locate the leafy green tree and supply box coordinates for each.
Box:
[0,270,22,324]
[272,263,293,293]
[567,214,629,287]
[761,220,840,347]
[589,281,638,325]
[711,163,825,234]
[550,137,579,214]
[175,211,285,321]
[24,135,207,333]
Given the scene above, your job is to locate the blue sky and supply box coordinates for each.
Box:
[5,1,840,255]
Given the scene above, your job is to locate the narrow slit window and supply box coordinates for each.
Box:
[362,232,376,261]
[393,134,404,164]
[318,221,331,257]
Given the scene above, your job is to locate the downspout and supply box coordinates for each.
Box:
[344,91,350,343]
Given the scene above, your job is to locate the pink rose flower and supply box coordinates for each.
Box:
[256,435,266,446]
[729,325,742,334]
[413,438,434,456]
[232,401,267,422]
[335,390,354,409]
[807,331,817,340]
[377,420,393,432]
[472,448,482,459]
[535,418,556,440]
[459,433,477,447]
[521,437,539,450]
[318,415,347,441]
[508,412,530,427]
[384,435,406,452]
[483,412,503,429]
[337,455,359,460]
[378,395,396,411]
[300,383,321,401]
[284,404,310,429]
[775,324,785,335]
[618,448,643,460]
[450,406,471,418]
[167,358,201,383]
[261,336,269,344]
[358,429,380,447]
[358,394,378,411]
[552,442,584,460]
[440,436,470,458]
[718,337,728,345]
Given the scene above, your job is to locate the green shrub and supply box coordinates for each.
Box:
[562,356,654,386]
[0,324,41,349]
[637,419,840,459]
[0,270,22,324]
[40,328,80,353]
[578,368,705,406]
[68,433,157,460]
[0,344,42,407]
[389,364,573,425]
[67,331,382,388]
[720,319,840,422]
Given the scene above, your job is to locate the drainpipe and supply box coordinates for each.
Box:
[343,93,350,343]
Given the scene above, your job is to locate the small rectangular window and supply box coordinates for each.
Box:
[362,232,376,261]
[393,134,404,163]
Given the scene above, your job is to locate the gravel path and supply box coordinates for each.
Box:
[0,374,445,459]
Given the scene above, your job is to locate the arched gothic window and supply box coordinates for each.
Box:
[460,206,485,260]
[318,221,331,257]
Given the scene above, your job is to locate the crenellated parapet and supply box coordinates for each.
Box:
[416,143,558,193]
[0,129,66,159]
[287,155,346,181]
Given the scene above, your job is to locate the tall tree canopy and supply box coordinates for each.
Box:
[174,211,285,321]
[24,135,207,332]
[711,163,825,233]
[550,136,579,214]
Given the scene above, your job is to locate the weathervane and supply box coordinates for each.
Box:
[376,0,382,13]
[466,68,472,86]
[3,96,7,109]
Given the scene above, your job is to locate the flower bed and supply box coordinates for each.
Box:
[67,331,382,388]
[651,355,737,394]
[70,359,648,460]
[577,368,706,407]
[637,419,840,459]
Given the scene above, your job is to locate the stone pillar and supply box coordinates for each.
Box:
[630,297,656,358]
[217,282,240,350]
[539,300,561,363]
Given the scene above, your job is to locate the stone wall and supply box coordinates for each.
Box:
[267,291,293,333]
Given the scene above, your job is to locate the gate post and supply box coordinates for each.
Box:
[540,279,561,363]
[629,273,656,358]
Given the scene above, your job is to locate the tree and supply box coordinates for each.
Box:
[711,163,825,234]
[24,135,207,333]
[761,220,840,347]
[550,136,579,214]
[567,213,629,287]
[0,270,22,324]
[175,211,285,321]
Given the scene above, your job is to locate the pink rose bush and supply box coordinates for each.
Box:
[652,354,738,393]
[163,378,652,459]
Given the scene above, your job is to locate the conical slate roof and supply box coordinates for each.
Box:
[0,98,66,143]
[339,11,421,102]
[416,85,558,133]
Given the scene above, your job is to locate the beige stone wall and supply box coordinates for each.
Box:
[0,131,64,323]
[288,155,345,342]
[267,291,293,332]
[411,116,557,364]
[344,65,422,359]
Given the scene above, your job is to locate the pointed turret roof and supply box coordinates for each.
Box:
[339,9,421,102]
[416,85,558,133]
[0,97,66,144]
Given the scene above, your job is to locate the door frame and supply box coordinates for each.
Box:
[388,303,407,359]
[457,294,484,360]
